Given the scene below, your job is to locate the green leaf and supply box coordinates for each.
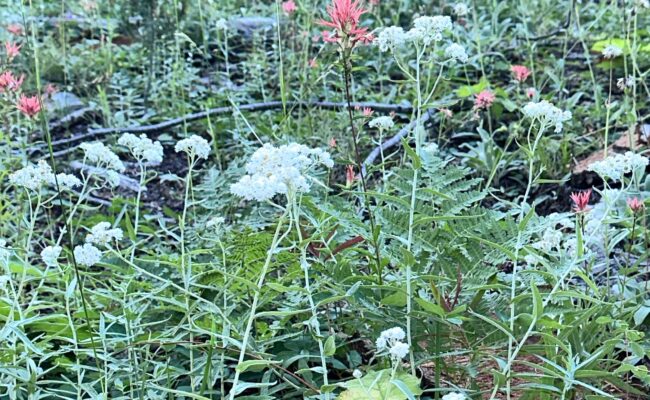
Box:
[401,138,421,170]
[324,335,336,356]
[415,298,446,318]
[338,369,421,400]
[531,282,543,320]
[235,360,280,373]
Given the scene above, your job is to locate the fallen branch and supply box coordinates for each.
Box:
[33,100,414,157]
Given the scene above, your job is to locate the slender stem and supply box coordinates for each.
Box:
[229,208,290,399]
[180,159,195,389]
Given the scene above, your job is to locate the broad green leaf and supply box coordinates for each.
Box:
[235,359,280,373]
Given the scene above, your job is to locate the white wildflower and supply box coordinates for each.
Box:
[41,245,62,267]
[376,26,407,52]
[442,393,466,400]
[85,222,123,247]
[389,341,410,359]
[352,369,363,379]
[175,135,211,160]
[118,133,164,164]
[206,216,225,229]
[368,116,394,130]
[9,160,55,191]
[216,18,228,30]
[445,43,468,63]
[407,16,452,45]
[522,100,572,133]
[602,44,623,59]
[74,243,102,267]
[55,173,82,190]
[375,326,406,351]
[230,143,333,202]
[453,3,469,16]
[532,228,562,252]
[617,75,635,90]
[81,142,125,172]
[588,151,649,182]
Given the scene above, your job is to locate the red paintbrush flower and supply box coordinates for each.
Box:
[570,189,591,213]
[318,0,373,47]
[282,0,297,15]
[346,164,357,186]
[6,24,23,36]
[17,94,42,118]
[474,90,495,110]
[4,41,21,61]
[627,197,644,213]
[511,65,531,83]
[0,70,24,92]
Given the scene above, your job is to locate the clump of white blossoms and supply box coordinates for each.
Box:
[617,75,635,90]
[85,222,123,247]
[442,393,466,400]
[522,100,572,133]
[230,143,333,202]
[407,16,452,45]
[80,142,125,187]
[588,151,649,182]
[9,160,55,191]
[74,243,103,267]
[602,44,623,59]
[368,116,395,130]
[216,18,228,30]
[118,133,164,165]
[41,245,62,267]
[55,173,82,190]
[445,43,468,63]
[376,26,407,52]
[376,327,410,360]
[453,3,469,16]
[175,135,211,160]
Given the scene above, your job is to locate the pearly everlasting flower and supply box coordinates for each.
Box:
[453,3,469,16]
[41,245,62,267]
[376,26,407,52]
[352,369,363,379]
[602,44,623,59]
[231,143,333,202]
[445,43,468,63]
[175,135,210,160]
[118,133,164,164]
[375,327,406,350]
[216,18,228,30]
[532,227,563,251]
[442,393,466,400]
[9,160,55,191]
[407,16,452,45]
[368,116,394,130]
[85,222,123,247]
[55,173,82,190]
[617,75,635,90]
[389,341,410,359]
[588,152,649,182]
[81,142,125,172]
[74,243,102,267]
[522,100,572,133]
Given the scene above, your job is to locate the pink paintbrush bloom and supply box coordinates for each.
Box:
[318,0,373,47]
[511,65,531,83]
[474,90,495,110]
[362,107,374,117]
[45,83,58,97]
[526,87,537,99]
[627,197,644,213]
[0,70,24,92]
[346,165,357,186]
[282,0,297,15]
[5,41,21,61]
[328,137,337,148]
[17,95,42,118]
[570,189,591,213]
[6,24,23,36]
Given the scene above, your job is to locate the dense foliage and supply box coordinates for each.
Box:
[1,0,650,399]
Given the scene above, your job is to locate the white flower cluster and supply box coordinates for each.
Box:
[532,227,562,252]
[230,143,333,202]
[368,116,395,130]
[444,43,468,63]
[41,245,62,267]
[453,3,469,16]
[617,75,635,90]
[522,100,572,133]
[588,151,649,182]
[409,16,452,45]
[376,327,410,360]
[602,44,623,59]
[376,26,407,52]
[10,160,82,192]
[118,133,164,165]
[9,160,54,191]
[81,142,125,172]
[175,135,211,160]
[74,243,103,267]
[86,222,123,247]
[376,15,452,52]
[442,393,466,400]
[216,18,228,30]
